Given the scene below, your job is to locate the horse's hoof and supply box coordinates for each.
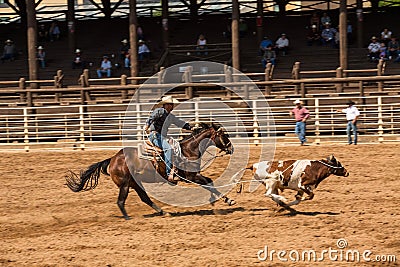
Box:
[124,216,132,220]
[228,199,236,206]
[161,211,172,217]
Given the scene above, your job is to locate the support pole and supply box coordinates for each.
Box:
[232,0,240,71]
[129,0,138,81]
[27,0,38,89]
[339,0,348,70]
[256,0,264,45]
[161,0,169,49]
[67,0,76,53]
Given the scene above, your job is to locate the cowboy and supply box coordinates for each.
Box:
[144,96,192,182]
[337,100,360,145]
[290,99,310,146]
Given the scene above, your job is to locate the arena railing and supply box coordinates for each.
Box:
[0,95,399,151]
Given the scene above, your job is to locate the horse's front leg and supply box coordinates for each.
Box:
[300,185,315,201]
[193,173,236,206]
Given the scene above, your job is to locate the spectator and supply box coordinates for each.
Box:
[36,46,46,68]
[1,39,16,63]
[259,36,273,55]
[379,42,388,60]
[275,33,289,56]
[196,34,208,56]
[307,25,321,46]
[261,44,276,68]
[124,50,131,69]
[321,22,336,47]
[310,12,320,30]
[120,39,130,62]
[49,21,60,42]
[138,40,150,61]
[38,24,48,43]
[97,56,112,78]
[337,100,360,145]
[388,37,399,60]
[290,99,310,146]
[380,28,392,46]
[239,19,248,38]
[72,49,86,69]
[368,36,380,62]
[320,12,331,29]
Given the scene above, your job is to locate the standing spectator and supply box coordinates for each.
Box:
[337,100,360,145]
[321,22,336,47]
[307,25,321,46]
[36,46,46,68]
[97,56,112,78]
[290,99,310,146]
[138,40,150,61]
[120,39,130,62]
[261,45,276,68]
[49,21,61,42]
[1,39,16,63]
[320,12,331,29]
[368,36,381,62]
[380,28,392,46]
[388,37,399,60]
[275,33,289,56]
[196,34,208,56]
[72,49,86,69]
[310,12,320,30]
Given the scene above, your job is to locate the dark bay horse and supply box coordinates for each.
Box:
[66,123,235,220]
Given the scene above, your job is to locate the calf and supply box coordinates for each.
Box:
[249,155,349,210]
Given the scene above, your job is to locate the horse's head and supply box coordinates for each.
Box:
[326,154,349,177]
[210,123,234,154]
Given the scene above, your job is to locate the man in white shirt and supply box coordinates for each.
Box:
[275,33,289,56]
[97,56,112,78]
[368,36,381,62]
[338,100,360,145]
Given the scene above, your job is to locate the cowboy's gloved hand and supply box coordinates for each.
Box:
[144,125,150,133]
[183,123,192,131]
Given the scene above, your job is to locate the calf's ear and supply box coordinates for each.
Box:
[327,154,335,162]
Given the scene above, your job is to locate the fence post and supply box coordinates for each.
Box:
[252,100,259,145]
[264,63,272,95]
[136,103,142,141]
[314,98,320,145]
[183,66,193,99]
[300,83,307,99]
[377,96,384,143]
[83,69,92,101]
[377,59,384,92]
[336,67,343,93]
[359,81,365,105]
[121,74,128,99]
[79,105,86,150]
[292,62,300,94]
[224,65,232,99]
[157,67,165,98]
[19,78,26,102]
[23,108,30,152]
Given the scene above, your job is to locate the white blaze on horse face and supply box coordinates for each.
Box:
[287,160,312,189]
[253,161,271,179]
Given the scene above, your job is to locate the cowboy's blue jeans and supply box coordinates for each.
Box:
[149,132,172,176]
[346,121,357,144]
[295,121,307,143]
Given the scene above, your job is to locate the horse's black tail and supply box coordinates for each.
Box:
[65,158,111,192]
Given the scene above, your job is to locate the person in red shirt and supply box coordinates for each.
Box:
[290,99,310,145]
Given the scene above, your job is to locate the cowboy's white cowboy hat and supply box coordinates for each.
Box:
[121,39,128,44]
[75,48,81,53]
[155,96,180,108]
[38,46,44,50]
[293,99,303,105]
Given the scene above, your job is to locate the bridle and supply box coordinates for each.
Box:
[317,160,344,175]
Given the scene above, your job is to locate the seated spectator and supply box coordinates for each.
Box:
[321,22,336,47]
[320,12,331,30]
[196,34,208,56]
[259,36,273,55]
[49,21,60,42]
[310,12,320,30]
[380,28,392,46]
[97,56,112,78]
[72,49,86,69]
[239,19,248,38]
[124,50,131,69]
[261,45,276,68]
[138,40,150,60]
[120,39,130,62]
[307,25,321,46]
[275,33,289,56]
[1,39,16,63]
[379,42,388,60]
[387,37,399,60]
[36,46,46,68]
[368,36,381,62]
[38,24,48,43]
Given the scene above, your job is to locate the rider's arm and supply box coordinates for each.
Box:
[170,113,191,130]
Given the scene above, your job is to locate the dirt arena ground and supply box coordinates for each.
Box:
[1,144,399,266]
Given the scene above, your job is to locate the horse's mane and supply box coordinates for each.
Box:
[180,122,222,142]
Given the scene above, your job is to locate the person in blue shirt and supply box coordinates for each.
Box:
[97,56,112,78]
[259,36,273,55]
[144,96,192,182]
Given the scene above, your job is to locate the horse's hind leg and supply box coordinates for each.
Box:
[117,183,131,220]
[131,180,167,216]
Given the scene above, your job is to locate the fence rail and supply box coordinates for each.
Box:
[0,95,399,151]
